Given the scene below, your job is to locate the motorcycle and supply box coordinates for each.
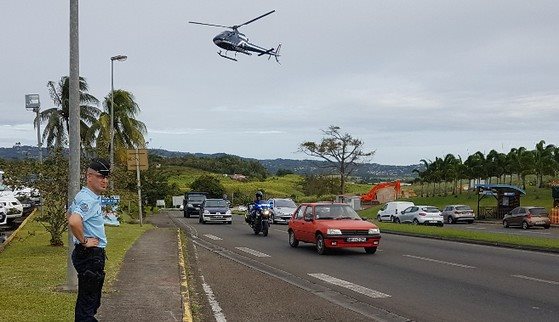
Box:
[245,202,272,236]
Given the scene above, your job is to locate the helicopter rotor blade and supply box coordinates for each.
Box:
[188,21,231,29]
[235,10,275,29]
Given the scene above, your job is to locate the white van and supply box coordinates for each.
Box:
[377,201,415,222]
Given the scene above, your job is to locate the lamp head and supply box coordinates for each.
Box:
[111,55,127,62]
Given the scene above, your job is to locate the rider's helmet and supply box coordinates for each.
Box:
[255,191,263,200]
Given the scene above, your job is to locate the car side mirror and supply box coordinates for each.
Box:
[304,214,313,221]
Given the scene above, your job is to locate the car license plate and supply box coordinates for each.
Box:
[429,220,438,223]
[536,221,544,225]
[347,237,367,242]
[214,216,222,219]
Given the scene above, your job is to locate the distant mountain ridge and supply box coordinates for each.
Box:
[0,146,419,182]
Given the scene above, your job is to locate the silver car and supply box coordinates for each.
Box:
[396,205,444,226]
[269,198,297,224]
[441,204,475,224]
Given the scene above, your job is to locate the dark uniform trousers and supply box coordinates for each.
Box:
[72,244,106,322]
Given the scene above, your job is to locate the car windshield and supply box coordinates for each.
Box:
[315,205,361,220]
[205,200,227,207]
[529,208,548,216]
[274,199,296,208]
[455,205,472,211]
[422,207,440,213]
[189,196,205,202]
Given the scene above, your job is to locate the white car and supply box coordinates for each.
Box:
[0,203,7,225]
[377,201,415,222]
[396,205,444,226]
[0,197,24,223]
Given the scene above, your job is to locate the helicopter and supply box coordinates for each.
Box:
[189,10,281,63]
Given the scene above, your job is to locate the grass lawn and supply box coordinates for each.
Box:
[0,215,151,321]
[374,222,559,251]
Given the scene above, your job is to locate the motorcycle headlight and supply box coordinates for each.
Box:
[368,228,380,234]
[327,228,342,235]
[263,210,270,215]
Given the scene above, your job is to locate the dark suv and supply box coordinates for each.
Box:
[183,192,207,218]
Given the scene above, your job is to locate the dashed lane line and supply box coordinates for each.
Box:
[403,254,476,269]
[235,247,271,258]
[204,234,223,240]
[512,275,559,285]
[308,273,391,299]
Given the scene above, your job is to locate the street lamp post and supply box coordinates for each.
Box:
[25,94,42,163]
[110,54,127,191]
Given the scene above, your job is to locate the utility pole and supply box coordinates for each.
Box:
[65,0,79,291]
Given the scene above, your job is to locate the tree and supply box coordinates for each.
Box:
[299,126,374,194]
[533,140,555,188]
[88,90,147,162]
[38,76,100,148]
[190,175,225,198]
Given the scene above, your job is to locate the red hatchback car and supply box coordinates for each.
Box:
[288,203,381,255]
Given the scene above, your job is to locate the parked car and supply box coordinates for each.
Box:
[396,205,444,226]
[0,196,23,224]
[199,198,232,224]
[503,206,551,230]
[0,203,7,226]
[269,198,297,224]
[376,201,415,222]
[441,204,475,224]
[288,202,381,255]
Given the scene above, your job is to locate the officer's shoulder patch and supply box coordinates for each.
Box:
[80,203,89,213]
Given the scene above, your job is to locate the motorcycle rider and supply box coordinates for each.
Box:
[249,191,266,223]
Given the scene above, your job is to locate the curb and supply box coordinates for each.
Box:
[177,229,193,322]
[0,208,37,253]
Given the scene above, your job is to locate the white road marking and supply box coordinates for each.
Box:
[201,275,227,322]
[235,247,271,257]
[272,228,288,233]
[404,254,476,269]
[512,275,559,285]
[308,273,391,299]
[204,234,222,240]
[465,226,486,230]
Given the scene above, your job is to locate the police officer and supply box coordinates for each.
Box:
[68,158,110,322]
[249,191,265,222]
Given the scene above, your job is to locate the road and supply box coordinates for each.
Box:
[169,211,559,322]
[444,221,559,239]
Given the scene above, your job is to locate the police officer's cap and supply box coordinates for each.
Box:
[88,158,111,177]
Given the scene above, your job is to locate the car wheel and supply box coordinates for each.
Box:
[364,247,377,254]
[522,221,529,230]
[503,220,509,228]
[395,217,401,224]
[376,215,381,222]
[316,234,327,255]
[184,211,189,218]
[288,230,299,247]
[544,225,550,229]
[412,219,419,225]
[389,215,393,222]
[447,216,454,224]
[468,220,474,224]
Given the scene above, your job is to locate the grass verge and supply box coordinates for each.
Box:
[0,215,151,321]
[376,222,559,251]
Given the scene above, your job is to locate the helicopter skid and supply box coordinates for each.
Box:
[217,51,238,61]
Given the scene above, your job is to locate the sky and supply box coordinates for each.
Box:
[1,1,558,166]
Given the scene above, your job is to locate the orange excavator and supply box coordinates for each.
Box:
[360,180,401,203]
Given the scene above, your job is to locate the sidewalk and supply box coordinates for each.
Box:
[97,212,188,321]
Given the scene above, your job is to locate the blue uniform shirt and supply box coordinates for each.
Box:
[69,187,107,248]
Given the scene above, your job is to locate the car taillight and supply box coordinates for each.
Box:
[419,212,426,216]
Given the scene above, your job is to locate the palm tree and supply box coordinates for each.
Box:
[88,89,147,163]
[37,76,100,148]
[533,140,555,188]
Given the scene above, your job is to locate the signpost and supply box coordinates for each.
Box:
[127,148,148,225]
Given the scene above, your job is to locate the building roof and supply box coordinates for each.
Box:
[475,184,526,196]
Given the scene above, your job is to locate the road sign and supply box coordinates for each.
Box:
[127,149,148,171]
